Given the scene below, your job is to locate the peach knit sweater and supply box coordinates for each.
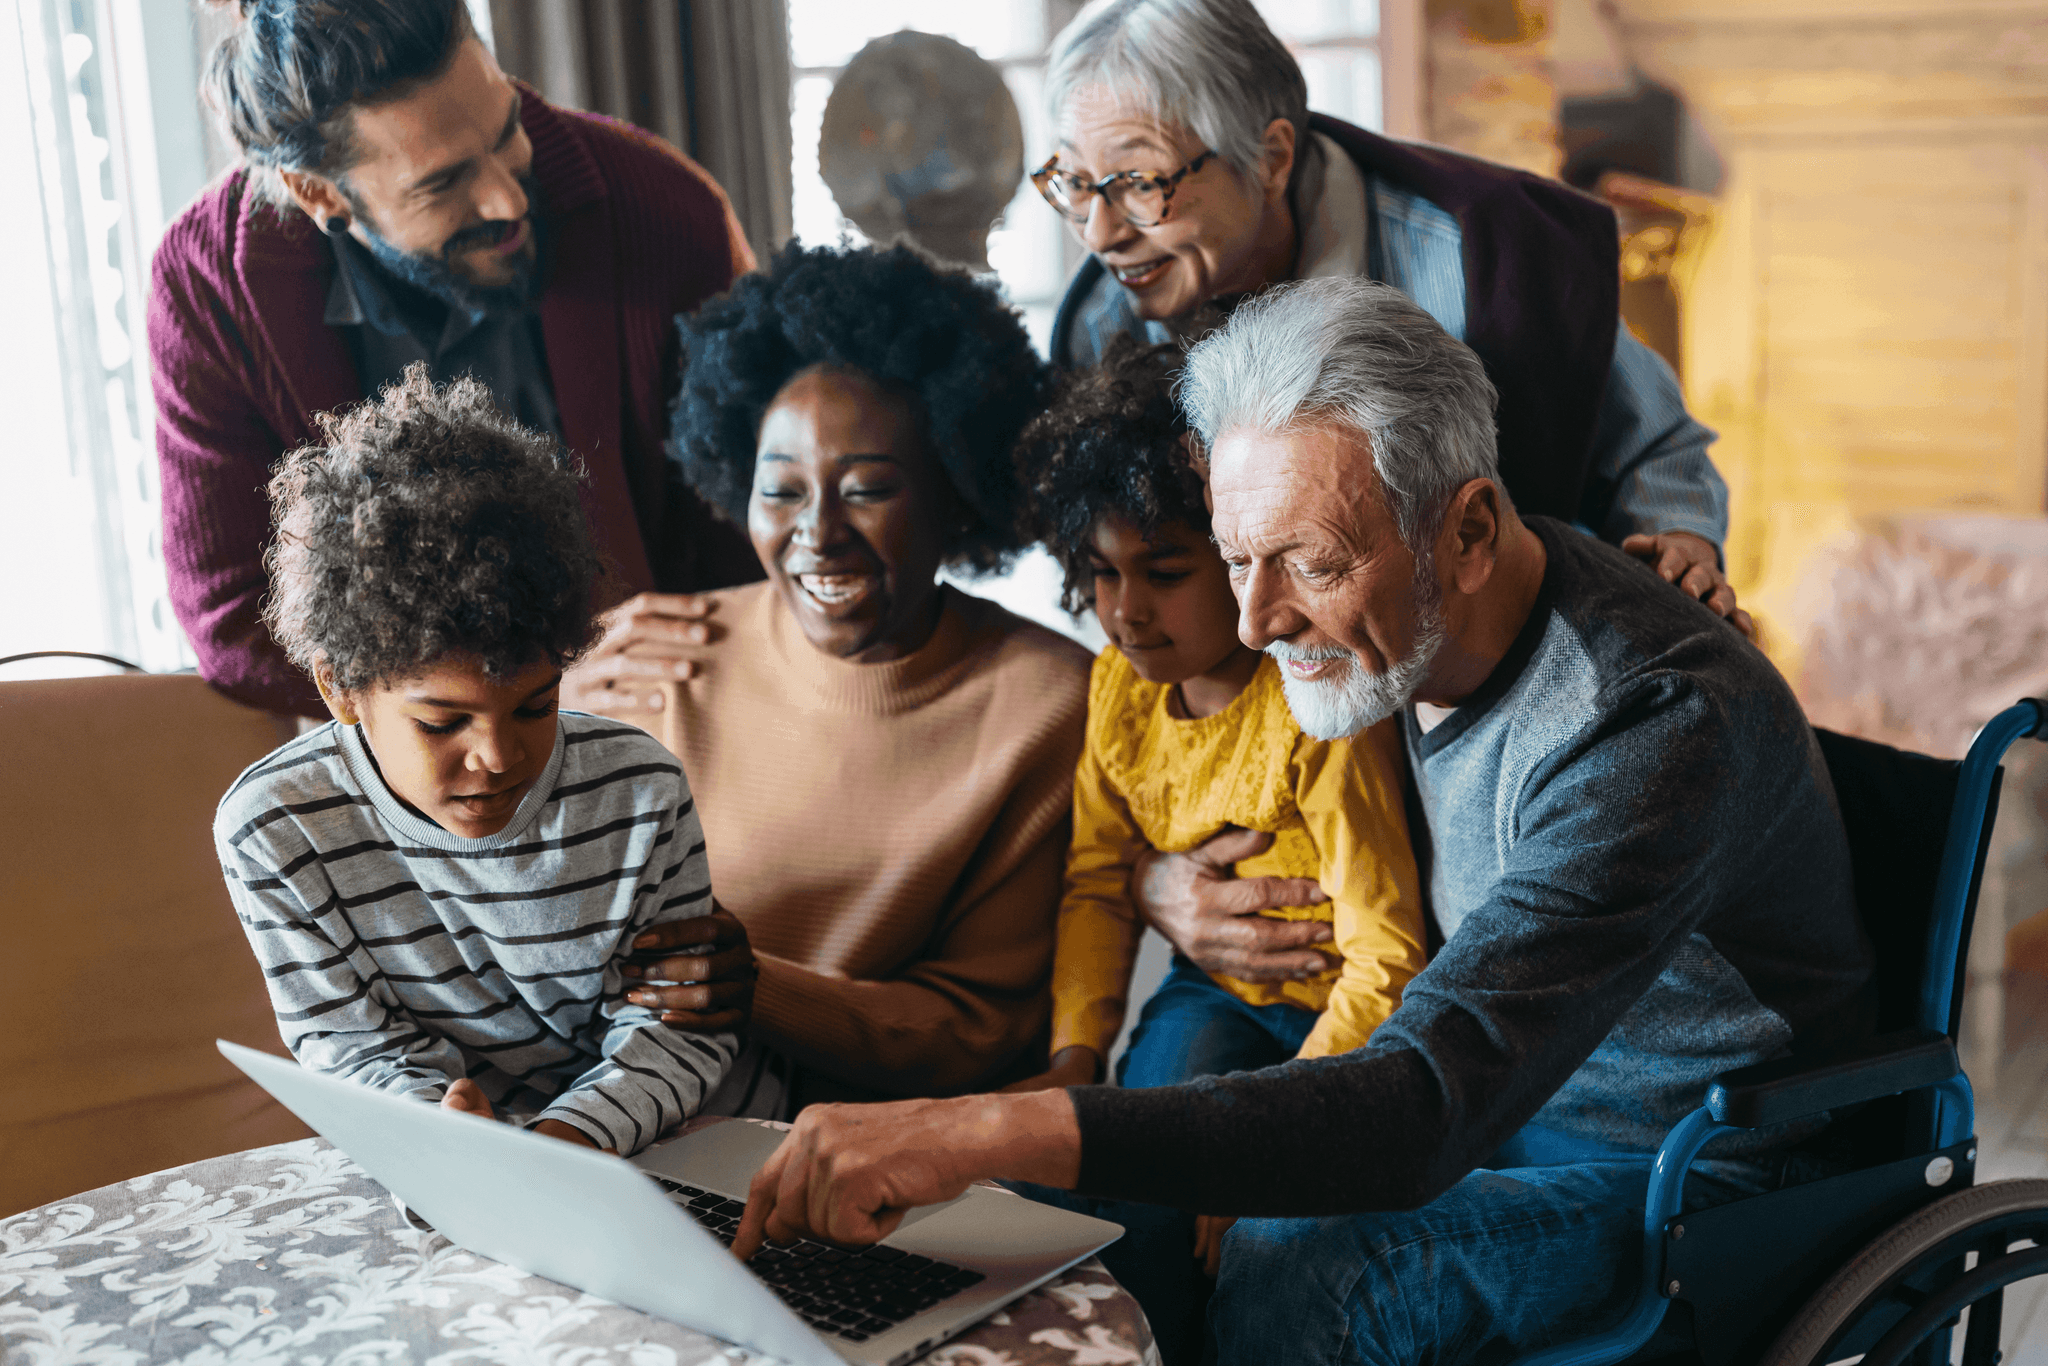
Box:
[661,582,1092,1096]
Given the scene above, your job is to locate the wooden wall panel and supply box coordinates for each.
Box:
[1757,142,2041,508]
[1614,0,2048,641]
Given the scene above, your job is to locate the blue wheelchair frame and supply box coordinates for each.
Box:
[1515,698,2046,1366]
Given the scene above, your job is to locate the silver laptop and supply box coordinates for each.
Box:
[218,1040,1122,1366]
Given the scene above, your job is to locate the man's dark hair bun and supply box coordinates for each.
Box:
[203,0,471,210]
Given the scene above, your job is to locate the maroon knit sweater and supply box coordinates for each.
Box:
[148,89,763,717]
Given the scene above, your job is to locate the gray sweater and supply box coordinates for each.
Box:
[1070,519,1872,1214]
[216,713,737,1155]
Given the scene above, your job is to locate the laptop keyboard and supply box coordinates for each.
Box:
[652,1176,986,1343]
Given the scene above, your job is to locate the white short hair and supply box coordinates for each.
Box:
[1046,0,1308,177]
[1179,277,1502,546]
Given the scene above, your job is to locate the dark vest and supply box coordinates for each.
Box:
[1049,113,1620,524]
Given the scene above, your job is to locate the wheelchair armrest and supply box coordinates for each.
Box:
[1705,1028,1959,1129]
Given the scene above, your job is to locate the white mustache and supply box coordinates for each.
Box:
[1263,640,1354,665]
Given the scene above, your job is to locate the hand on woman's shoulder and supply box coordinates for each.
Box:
[560,584,766,725]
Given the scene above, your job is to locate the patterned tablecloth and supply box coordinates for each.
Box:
[1,1137,1156,1366]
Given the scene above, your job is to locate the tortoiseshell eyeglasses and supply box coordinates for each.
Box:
[1030,149,1218,228]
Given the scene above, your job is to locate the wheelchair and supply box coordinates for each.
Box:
[1517,699,2048,1366]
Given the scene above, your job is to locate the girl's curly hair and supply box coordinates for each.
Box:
[263,364,603,694]
[1016,335,1209,613]
[671,241,1048,573]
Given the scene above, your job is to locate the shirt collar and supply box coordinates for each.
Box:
[324,232,439,337]
[1407,518,1566,757]
[324,232,492,353]
[1294,131,1371,280]
[323,233,369,328]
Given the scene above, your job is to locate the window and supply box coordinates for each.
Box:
[787,2,1069,351]
[783,0,1401,644]
[1262,0,1386,134]
[786,1,1398,349]
[1,1,242,676]
[6,1,160,673]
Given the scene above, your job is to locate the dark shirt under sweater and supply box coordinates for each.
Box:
[1069,518,1873,1216]
[325,233,562,439]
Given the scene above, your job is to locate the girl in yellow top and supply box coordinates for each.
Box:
[1003,341,1428,1353]
[1012,337,1428,1099]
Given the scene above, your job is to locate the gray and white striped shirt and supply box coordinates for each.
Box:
[214,712,736,1154]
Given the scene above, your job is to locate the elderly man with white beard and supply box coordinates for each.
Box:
[728,277,1874,1365]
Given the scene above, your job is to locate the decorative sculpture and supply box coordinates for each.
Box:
[818,30,1025,271]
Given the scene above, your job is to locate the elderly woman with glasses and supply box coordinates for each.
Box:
[1035,0,1738,620]
[1028,0,1758,1003]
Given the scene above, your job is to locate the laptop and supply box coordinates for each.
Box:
[218,1040,1123,1366]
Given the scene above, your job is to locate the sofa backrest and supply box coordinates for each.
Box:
[0,674,313,1217]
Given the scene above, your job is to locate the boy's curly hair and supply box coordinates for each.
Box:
[263,364,603,694]
[671,241,1048,573]
[1016,335,1209,613]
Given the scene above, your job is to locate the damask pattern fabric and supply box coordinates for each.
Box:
[0,1137,1158,1366]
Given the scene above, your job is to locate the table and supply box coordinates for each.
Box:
[1,1137,1157,1366]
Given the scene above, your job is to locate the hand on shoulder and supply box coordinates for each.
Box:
[562,591,727,728]
[1620,531,1755,638]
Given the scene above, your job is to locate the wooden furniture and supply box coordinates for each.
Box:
[0,673,310,1217]
[1612,0,2048,602]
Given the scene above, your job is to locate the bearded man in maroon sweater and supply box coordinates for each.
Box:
[149,0,762,717]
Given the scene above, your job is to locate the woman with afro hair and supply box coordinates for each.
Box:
[600,243,1094,1116]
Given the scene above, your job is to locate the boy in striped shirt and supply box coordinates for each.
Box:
[215,366,735,1155]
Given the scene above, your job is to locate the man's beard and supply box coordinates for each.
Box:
[1265,562,1446,739]
[353,173,546,316]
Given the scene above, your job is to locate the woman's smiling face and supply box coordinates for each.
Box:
[748,365,953,663]
[1053,85,1295,323]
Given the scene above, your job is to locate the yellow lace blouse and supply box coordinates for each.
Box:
[1051,647,1427,1063]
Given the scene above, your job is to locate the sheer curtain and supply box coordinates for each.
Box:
[484,0,793,262]
[2,0,215,676]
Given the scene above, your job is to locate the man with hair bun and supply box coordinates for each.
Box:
[150,0,761,719]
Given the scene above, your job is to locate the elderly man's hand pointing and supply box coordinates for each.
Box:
[730,1090,1083,1262]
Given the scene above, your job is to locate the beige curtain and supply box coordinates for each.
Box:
[486,0,792,262]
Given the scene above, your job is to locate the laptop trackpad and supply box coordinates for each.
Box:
[633,1123,966,1235]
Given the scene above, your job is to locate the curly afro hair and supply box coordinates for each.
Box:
[1016,335,1209,614]
[263,363,603,694]
[671,241,1048,573]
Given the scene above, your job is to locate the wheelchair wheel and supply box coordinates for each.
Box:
[1760,1177,2048,1366]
